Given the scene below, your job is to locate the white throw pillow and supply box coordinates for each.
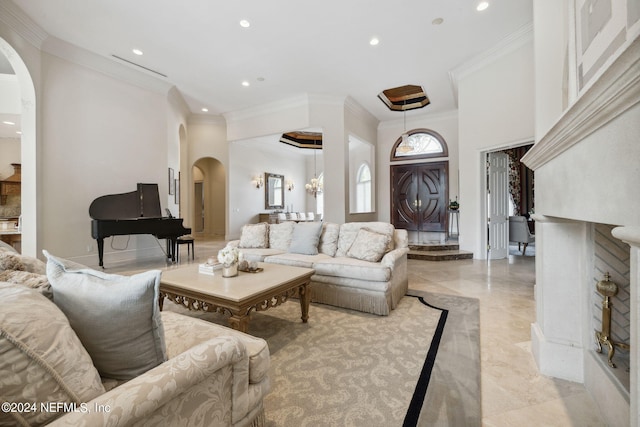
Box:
[288,222,323,255]
[239,222,269,248]
[44,251,167,380]
[346,228,392,262]
[269,221,294,251]
[0,285,105,426]
[319,222,340,256]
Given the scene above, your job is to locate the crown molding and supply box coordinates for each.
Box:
[0,1,47,49]
[223,93,310,124]
[522,36,640,171]
[42,36,173,95]
[448,23,533,107]
[187,114,226,126]
[345,96,379,127]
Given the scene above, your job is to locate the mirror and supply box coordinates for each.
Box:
[265,172,284,209]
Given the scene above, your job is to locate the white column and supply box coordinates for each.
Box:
[612,226,640,427]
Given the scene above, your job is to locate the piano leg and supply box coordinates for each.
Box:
[165,239,172,260]
[170,238,177,262]
[96,238,105,268]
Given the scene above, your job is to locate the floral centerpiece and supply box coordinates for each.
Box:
[218,246,242,277]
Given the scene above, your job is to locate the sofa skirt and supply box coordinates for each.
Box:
[309,281,396,316]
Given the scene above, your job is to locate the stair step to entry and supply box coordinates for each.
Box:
[408,244,473,261]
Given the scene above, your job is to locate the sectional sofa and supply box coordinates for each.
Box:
[227,221,409,316]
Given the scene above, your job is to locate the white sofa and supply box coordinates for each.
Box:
[0,247,270,427]
[228,221,409,316]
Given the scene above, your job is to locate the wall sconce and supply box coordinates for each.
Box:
[253,175,264,189]
[286,180,294,191]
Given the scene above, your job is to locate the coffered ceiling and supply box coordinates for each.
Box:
[6,0,533,124]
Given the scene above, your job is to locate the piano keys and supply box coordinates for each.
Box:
[89,183,191,267]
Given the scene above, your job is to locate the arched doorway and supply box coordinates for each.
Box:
[0,37,36,256]
[192,157,225,237]
[389,129,450,243]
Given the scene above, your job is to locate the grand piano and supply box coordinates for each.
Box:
[89,183,191,267]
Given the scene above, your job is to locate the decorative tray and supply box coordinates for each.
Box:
[238,267,263,273]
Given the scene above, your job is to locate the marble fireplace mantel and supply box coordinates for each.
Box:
[522,35,640,427]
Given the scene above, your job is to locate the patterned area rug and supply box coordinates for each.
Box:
[164,290,480,426]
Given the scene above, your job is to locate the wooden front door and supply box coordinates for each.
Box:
[391,162,448,232]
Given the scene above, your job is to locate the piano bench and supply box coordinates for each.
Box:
[176,236,195,261]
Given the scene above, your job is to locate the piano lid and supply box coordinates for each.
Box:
[89,183,162,220]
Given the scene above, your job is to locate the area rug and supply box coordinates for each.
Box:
[164,290,480,426]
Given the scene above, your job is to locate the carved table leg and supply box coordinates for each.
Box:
[299,282,311,323]
[228,314,250,333]
[158,292,165,311]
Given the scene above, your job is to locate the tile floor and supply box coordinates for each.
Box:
[112,236,607,426]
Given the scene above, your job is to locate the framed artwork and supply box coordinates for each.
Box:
[168,168,175,195]
[575,0,637,92]
[174,177,180,204]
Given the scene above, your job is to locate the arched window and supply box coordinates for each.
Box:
[356,163,371,212]
[391,129,448,161]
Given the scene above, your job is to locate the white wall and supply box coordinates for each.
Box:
[227,137,308,239]
[39,51,177,266]
[533,0,570,140]
[457,37,535,258]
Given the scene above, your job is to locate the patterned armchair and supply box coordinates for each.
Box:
[51,312,270,427]
[0,248,270,427]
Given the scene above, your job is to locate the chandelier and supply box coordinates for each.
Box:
[305,149,323,198]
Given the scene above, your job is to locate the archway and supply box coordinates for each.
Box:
[0,37,36,256]
[192,157,225,237]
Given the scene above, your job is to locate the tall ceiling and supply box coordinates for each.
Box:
[7,0,532,123]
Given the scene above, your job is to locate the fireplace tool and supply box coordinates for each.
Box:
[595,272,630,368]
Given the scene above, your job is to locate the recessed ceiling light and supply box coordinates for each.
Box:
[201,107,208,112]
[432,17,444,25]
[16,131,21,135]
[369,37,380,46]
[132,48,143,55]
[2,121,15,125]
[477,1,489,11]
[242,81,250,87]
[240,19,251,28]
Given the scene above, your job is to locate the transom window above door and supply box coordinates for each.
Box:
[391,129,448,161]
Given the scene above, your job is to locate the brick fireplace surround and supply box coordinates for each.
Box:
[522,37,640,427]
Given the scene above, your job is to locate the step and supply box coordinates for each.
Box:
[409,243,460,252]
[408,249,473,261]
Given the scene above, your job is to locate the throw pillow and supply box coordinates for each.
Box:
[318,222,340,256]
[239,222,269,248]
[336,222,395,257]
[269,221,294,251]
[288,221,323,255]
[347,228,391,262]
[0,286,105,426]
[44,250,167,380]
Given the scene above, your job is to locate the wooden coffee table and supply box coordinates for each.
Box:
[159,262,314,333]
